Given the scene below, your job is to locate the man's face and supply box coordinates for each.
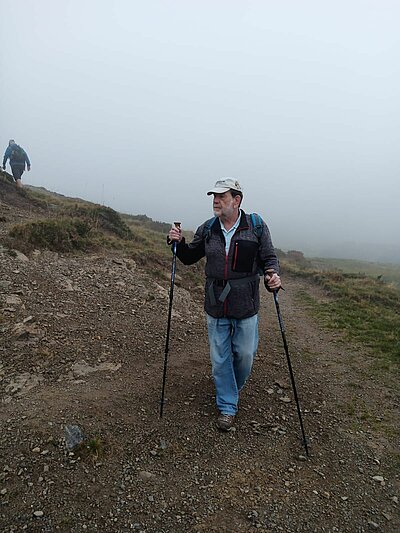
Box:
[212,191,241,218]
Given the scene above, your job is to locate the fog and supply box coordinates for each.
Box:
[1,0,399,262]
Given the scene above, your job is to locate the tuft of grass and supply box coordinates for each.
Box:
[75,437,105,462]
[85,437,104,459]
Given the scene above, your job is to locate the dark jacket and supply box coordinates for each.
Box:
[175,210,279,319]
[3,144,31,169]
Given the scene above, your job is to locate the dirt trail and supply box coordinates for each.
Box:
[0,239,399,532]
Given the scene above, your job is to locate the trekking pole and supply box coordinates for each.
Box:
[266,270,309,456]
[160,222,181,418]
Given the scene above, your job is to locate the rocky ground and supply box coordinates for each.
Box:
[0,182,399,532]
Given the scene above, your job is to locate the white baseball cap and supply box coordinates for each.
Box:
[207,178,243,196]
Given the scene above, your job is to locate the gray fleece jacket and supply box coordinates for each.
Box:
[175,210,279,319]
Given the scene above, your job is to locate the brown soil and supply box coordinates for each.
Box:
[0,180,399,532]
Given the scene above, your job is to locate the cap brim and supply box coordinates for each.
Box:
[207,187,231,195]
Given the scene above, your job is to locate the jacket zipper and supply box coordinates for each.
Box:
[223,253,229,316]
[232,242,239,270]
[222,219,250,316]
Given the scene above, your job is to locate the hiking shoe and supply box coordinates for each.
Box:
[216,413,235,431]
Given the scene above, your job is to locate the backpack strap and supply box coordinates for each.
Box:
[250,213,265,276]
[204,213,264,242]
[250,213,264,239]
[203,216,218,242]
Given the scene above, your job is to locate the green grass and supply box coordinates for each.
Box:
[74,437,105,463]
[9,218,93,252]
[283,260,400,364]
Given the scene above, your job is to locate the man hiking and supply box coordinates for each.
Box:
[2,139,31,189]
[168,178,281,431]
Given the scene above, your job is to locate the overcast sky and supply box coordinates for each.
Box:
[1,0,399,260]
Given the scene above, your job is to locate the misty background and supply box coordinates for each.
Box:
[1,0,399,263]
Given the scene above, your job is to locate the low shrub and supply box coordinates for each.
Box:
[64,205,133,240]
[9,218,93,252]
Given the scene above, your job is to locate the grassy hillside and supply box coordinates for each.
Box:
[281,254,400,366]
[2,181,203,290]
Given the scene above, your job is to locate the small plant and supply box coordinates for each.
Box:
[85,437,104,459]
[75,437,105,462]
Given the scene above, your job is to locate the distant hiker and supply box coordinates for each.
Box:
[168,178,281,431]
[2,139,31,189]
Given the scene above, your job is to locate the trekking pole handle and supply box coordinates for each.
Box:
[167,221,182,246]
[172,222,181,253]
[265,268,284,292]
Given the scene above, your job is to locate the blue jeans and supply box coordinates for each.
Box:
[206,314,259,416]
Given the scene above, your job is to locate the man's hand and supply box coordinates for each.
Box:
[27,166,31,171]
[167,223,182,244]
[264,271,282,292]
